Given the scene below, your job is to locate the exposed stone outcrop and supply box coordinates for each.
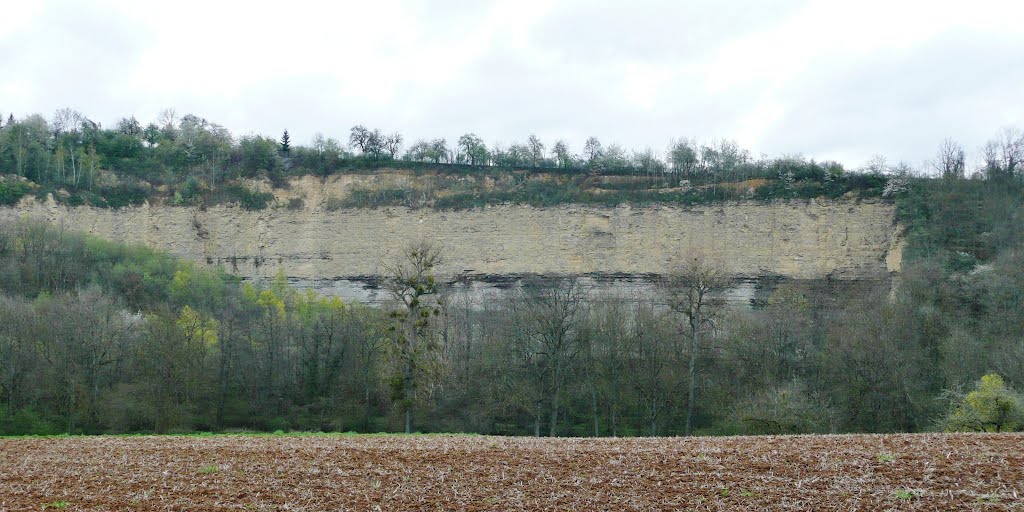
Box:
[1,198,899,284]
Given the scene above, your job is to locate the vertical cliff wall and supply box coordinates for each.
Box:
[1,198,900,283]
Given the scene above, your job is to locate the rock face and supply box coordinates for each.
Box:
[2,196,905,307]
[1,199,900,283]
[3,197,904,307]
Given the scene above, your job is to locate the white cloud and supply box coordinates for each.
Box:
[1,0,1021,167]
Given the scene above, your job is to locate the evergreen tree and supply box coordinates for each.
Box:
[280,129,291,155]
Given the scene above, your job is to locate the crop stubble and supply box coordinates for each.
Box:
[1,433,1021,511]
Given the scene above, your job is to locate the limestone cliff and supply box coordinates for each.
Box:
[1,198,900,283]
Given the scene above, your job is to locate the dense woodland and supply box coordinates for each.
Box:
[0,110,1023,436]
[0,108,892,210]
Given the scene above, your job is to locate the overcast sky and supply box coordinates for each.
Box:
[2,0,1022,169]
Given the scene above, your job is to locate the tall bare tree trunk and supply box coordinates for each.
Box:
[651,407,657,437]
[686,318,698,436]
[405,318,414,434]
[549,366,561,437]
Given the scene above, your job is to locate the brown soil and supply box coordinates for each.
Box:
[1,433,1021,511]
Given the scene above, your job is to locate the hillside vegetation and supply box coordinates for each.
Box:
[0,109,889,210]
[0,110,1022,436]
[0,171,1021,436]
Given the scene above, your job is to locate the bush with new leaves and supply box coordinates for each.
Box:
[943,373,1024,432]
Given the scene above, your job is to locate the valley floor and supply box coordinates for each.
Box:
[1,433,1021,511]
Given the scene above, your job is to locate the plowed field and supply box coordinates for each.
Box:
[2,433,1022,511]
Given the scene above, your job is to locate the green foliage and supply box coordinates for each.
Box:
[340,187,413,208]
[0,151,1021,438]
[334,167,884,210]
[0,406,62,436]
[0,109,889,210]
[0,179,32,205]
[894,490,916,501]
[176,176,206,205]
[96,183,149,208]
[279,130,291,155]
[897,178,1022,264]
[943,374,1024,432]
[238,135,283,177]
[172,180,274,210]
[843,172,888,195]
[221,184,274,210]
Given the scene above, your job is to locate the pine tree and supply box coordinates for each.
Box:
[280,129,291,155]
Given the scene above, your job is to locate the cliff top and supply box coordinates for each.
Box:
[1,166,890,212]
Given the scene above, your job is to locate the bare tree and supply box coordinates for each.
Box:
[157,108,177,128]
[661,254,726,435]
[51,108,85,185]
[579,296,630,436]
[512,277,585,436]
[627,298,672,435]
[351,128,382,159]
[50,108,85,139]
[430,138,449,164]
[668,138,699,176]
[383,241,445,433]
[933,138,966,180]
[0,296,39,417]
[349,307,386,432]
[40,291,132,432]
[980,128,1024,180]
[998,127,1024,178]
[384,132,403,159]
[552,140,573,169]
[862,154,889,175]
[527,134,545,167]
[583,136,603,163]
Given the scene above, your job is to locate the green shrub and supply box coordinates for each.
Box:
[943,373,1024,432]
[98,183,149,208]
[845,172,888,194]
[223,184,274,210]
[178,176,206,205]
[339,187,413,208]
[62,193,86,207]
[434,192,487,210]
[0,406,61,435]
[0,180,33,206]
[324,196,345,211]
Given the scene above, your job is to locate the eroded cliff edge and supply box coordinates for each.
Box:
[1,199,901,284]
